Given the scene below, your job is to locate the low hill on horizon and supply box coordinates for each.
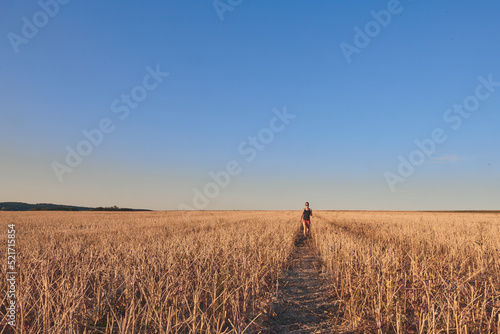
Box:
[0,202,151,212]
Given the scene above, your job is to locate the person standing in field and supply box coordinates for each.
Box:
[300,202,312,238]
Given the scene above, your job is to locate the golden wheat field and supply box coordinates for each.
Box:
[1,210,499,333]
[314,211,500,334]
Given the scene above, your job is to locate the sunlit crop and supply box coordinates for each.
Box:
[2,210,498,333]
[0,211,296,333]
[314,211,500,333]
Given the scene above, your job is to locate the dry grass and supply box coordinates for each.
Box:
[314,211,500,333]
[2,210,499,333]
[0,211,297,333]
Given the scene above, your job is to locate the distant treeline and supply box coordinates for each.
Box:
[0,202,150,212]
[30,207,81,211]
[91,206,138,211]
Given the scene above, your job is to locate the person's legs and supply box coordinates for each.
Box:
[302,220,310,237]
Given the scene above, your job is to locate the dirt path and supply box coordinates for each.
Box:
[264,234,336,333]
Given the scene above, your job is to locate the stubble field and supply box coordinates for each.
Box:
[0,210,499,333]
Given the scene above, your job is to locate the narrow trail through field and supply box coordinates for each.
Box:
[265,233,336,333]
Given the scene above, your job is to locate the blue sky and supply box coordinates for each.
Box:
[1,0,499,210]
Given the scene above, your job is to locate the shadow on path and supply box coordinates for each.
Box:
[264,234,336,333]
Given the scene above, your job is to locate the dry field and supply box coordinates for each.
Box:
[1,210,499,333]
[0,211,297,333]
[314,211,500,333]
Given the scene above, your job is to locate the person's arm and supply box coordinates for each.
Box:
[300,209,304,221]
[310,209,313,217]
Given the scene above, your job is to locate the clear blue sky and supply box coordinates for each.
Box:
[1,0,499,210]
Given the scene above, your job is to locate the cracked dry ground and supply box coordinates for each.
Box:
[263,235,337,333]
